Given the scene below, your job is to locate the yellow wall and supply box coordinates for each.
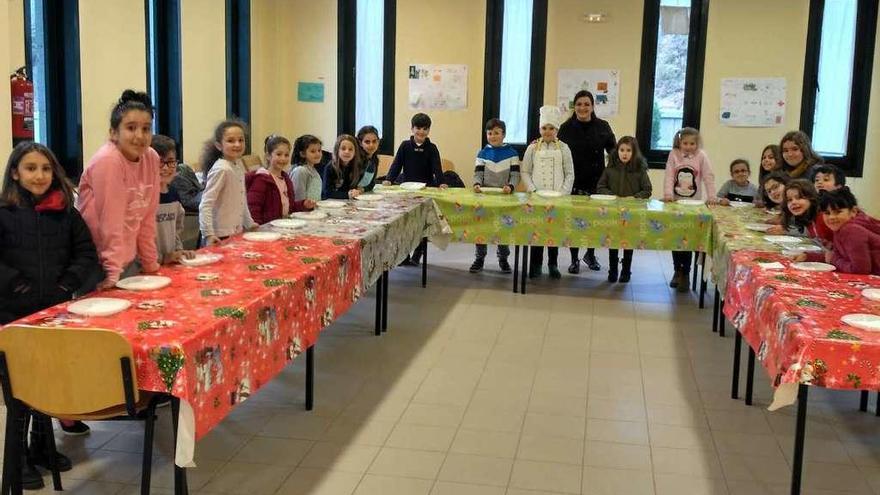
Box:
[250,0,280,161]
[0,0,14,174]
[7,0,25,72]
[78,0,147,160]
[181,0,227,168]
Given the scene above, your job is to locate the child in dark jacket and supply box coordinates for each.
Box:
[595,136,652,283]
[247,135,315,224]
[0,142,100,489]
[322,135,364,200]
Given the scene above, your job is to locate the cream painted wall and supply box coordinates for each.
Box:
[0,1,14,175]
[8,0,25,72]
[78,0,147,160]
[250,0,281,161]
[181,0,227,168]
[394,0,486,185]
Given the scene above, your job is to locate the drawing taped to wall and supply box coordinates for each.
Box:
[408,64,468,110]
[556,69,620,118]
[720,78,787,127]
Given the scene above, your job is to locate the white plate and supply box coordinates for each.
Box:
[676,199,705,206]
[68,298,131,317]
[785,244,824,253]
[291,211,327,220]
[764,235,804,244]
[271,218,308,229]
[116,276,172,291]
[791,262,836,272]
[590,194,617,201]
[179,253,223,267]
[317,200,346,209]
[536,190,563,198]
[355,194,384,201]
[862,289,880,301]
[842,313,880,332]
[400,182,427,191]
[478,187,504,194]
[243,231,281,242]
[745,223,773,232]
[729,201,752,208]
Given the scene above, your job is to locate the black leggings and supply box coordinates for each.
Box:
[672,251,692,271]
[530,246,559,267]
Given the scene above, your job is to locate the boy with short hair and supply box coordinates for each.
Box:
[470,118,520,274]
[811,163,845,192]
[151,135,194,264]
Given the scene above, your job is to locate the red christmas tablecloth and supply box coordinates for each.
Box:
[9,233,362,465]
[723,251,880,407]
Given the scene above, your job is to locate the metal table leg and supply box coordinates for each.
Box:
[790,384,809,495]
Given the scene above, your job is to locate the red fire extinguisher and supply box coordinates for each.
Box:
[10,67,34,142]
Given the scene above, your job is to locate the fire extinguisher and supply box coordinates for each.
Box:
[10,67,34,143]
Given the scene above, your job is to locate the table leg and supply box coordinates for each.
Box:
[791,384,809,495]
[374,276,383,337]
[745,347,756,406]
[382,270,389,332]
[1,399,23,495]
[170,397,190,495]
[712,287,720,333]
[513,246,520,293]
[719,300,726,338]
[521,246,529,295]
[860,390,869,412]
[306,346,315,411]
[691,252,698,291]
[421,237,428,288]
[875,392,880,416]
[731,330,742,399]
[699,255,707,308]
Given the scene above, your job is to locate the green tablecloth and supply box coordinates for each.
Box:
[419,188,714,252]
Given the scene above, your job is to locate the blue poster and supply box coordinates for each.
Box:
[297,82,325,103]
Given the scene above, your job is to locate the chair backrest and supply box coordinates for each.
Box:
[0,325,138,416]
[441,158,456,172]
[377,154,394,178]
[241,154,263,171]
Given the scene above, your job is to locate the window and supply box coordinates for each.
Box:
[482,0,548,148]
[146,0,183,153]
[338,0,396,153]
[800,0,877,176]
[25,0,83,179]
[226,0,251,146]
[635,0,709,167]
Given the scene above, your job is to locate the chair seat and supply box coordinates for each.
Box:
[34,391,160,421]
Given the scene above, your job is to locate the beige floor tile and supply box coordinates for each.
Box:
[384,423,457,452]
[320,418,397,446]
[583,441,652,471]
[528,392,588,417]
[437,453,514,486]
[646,403,708,427]
[801,462,874,493]
[399,403,468,427]
[508,459,582,494]
[462,407,525,433]
[259,413,334,441]
[352,474,433,495]
[718,452,791,485]
[469,387,532,412]
[299,442,380,473]
[521,413,585,440]
[430,481,506,495]
[712,431,785,458]
[587,398,647,422]
[517,434,584,464]
[199,461,293,494]
[230,436,313,466]
[274,467,362,495]
[649,423,716,451]
[651,447,724,479]
[582,466,655,495]
[653,473,728,495]
[367,447,445,479]
[586,419,649,445]
[450,428,520,458]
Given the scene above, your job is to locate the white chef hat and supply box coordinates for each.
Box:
[539,105,563,130]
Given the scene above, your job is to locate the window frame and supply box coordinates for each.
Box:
[337,0,397,155]
[24,0,84,180]
[145,0,183,158]
[481,0,548,155]
[799,0,877,177]
[635,0,710,169]
[226,0,251,152]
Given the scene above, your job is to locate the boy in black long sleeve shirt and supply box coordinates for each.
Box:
[384,113,447,188]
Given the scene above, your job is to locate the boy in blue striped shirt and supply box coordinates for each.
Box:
[470,118,520,273]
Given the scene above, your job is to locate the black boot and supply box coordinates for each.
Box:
[584,249,601,271]
[607,250,619,283]
[469,257,484,273]
[21,455,44,490]
[619,252,632,283]
[29,417,72,472]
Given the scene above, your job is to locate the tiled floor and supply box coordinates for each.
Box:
[4,244,880,494]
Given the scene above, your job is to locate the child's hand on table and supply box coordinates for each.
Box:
[205,235,220,246]
[719,198,730,206]
[663,195,673,202]
[348,189,361,199]
[382,180,392,186]
[439,184,449,189]
[473,184,482,193]
[766,225,785,235]
[303,199,317,210]
[503,185,513,194]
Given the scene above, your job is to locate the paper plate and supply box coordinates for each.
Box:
[271,218,308,229]
[791,262,836,272]
[676,199,705,206]
[317,200,346,208]
[478,187,504,194]
[291,211,327,220]
[785,244,824,253]
[745,223,773,232]
[862,289,880,301]
[243,231,281,242]
[68,298,131,317]
[729,200,752,208]
[355,194,384,201]
[590,194,617,201]
[116,276,172,291]
[764,235,803,244]
[536,190,563,198]
[179,253,223,267]
[400,182,427,191]
[842,313,880,332]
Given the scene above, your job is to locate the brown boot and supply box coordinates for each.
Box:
[669,269,680,288]
[677,271,690,293]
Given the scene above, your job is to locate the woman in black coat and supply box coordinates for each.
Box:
[557,90,616,274]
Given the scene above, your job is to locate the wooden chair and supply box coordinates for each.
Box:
[241,154,263,171]
[377,154,394,178]
[440,158,456,172]
[0,326,171,494]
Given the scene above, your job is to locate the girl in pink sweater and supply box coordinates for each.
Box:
[663,127,716,292]
[77,90,160,289]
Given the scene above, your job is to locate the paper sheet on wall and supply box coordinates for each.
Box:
[720,78,786,127]
[556,69,620,118]
[408,64,468,110]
